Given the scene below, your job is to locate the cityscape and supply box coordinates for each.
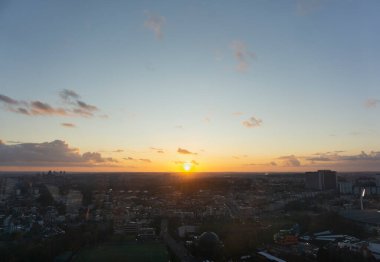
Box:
[1,171,380,261]
[1,0,380,261]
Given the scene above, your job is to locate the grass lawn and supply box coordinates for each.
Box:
[73,242,169,262]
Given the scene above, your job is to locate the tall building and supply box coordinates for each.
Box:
[305,170,337,190]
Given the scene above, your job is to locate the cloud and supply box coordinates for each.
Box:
[306,156,332,162]
[175,125,183,129]
[364,98,380,108]
[306,151,379,163]
[191,160,199,165]
[246,161,277,166]
[82,152,117,163]
[144,12,165,39]
[30,101,68,116]
[233,155,248,159]
[0,140,117,166]
[0,90,101,118]
[150,147,164,154]
[231,41,255,72]
[60,89,80,102]
[123,157,151,163]
[278,155,301,167]
[6,141,23,144]
[177,148,197,155]
[99,114,109,119]
[113,149,124,153]
[13,107,30,115]
[76,100,98,112]
[61,123,76,128]
[338,151,380,161]
[174,160,199,166]
[242,116,262,128]
[233,112,244,116]
[204,117,211,123]
[0,94,19,105]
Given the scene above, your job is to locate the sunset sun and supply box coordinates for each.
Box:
[183,162,192,172]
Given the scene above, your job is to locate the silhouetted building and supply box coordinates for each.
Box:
[305,170,337,190]
[338,180,353,194]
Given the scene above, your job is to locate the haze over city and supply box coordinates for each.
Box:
[1,0,380,172]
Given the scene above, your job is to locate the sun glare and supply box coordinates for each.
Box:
[183,162,192,172]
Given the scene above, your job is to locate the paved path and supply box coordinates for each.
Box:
[160,219,197,262]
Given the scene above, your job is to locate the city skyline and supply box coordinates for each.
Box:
[1,0,380,172]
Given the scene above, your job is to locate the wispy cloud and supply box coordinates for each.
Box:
[123,157,152,163]
[0,94,19,105]
[242,116,262,128]
[61,123,76,128]
[6,141,23,144]
[0,90,101,118]
[150,147,164,154]
[76,100,98,112]
[177,148,197,155]
[30,101,68,116]
[174,160,199,166]
[231,41,255,72]
[60,89,80,102]
[144,12,165,39]
[233,155,248,160]
[364,98,380,108]
[247,161,277,166]
[232,112,244,116]
[113,149,124,153]
[203,116,211,123]
[0,140,117,166]
[308,151,380,163]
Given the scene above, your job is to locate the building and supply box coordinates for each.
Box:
[305,170,337,190]
[274,229,298,245]
[340,210,380,230]
[338,181,353,194]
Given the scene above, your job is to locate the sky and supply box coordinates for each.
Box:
[1,0,380,172]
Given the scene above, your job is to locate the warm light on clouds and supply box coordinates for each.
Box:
[364,98,380,108]
[144,11,165,39]
[61,123,76,128]
[0,140,117,167]
[0,1,379,172]
[277,155,301,167]
[0,90,101,118]
[231,41,255,72]
[242,116,263,128]
[177,148,197,155]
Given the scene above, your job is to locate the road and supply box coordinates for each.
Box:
[160,219,197,262]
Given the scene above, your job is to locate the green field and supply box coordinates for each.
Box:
[73,242,169,262]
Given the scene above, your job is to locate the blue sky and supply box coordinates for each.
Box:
[1,0,380,172]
